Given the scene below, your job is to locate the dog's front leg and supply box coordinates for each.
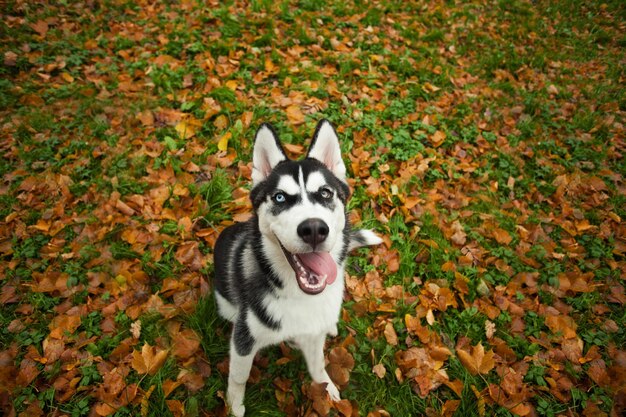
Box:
[295,333,341,401]
[227,320,256,417]
[227,344,254,416]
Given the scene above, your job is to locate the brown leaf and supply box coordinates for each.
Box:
[131,343,168,376]
[286,105,305,125]
[4,51,17,66]
[178,369,205,392]
[306,382,332,415]
[166,399,185,417]
[30,20,49,37]
[17,358,40,386]
[175,241,203,271]
[335,399,353,416]
[383,322,398,346]
[171,329,200,359]
[492,228,512,245]
[545,314,578,339]
[49,315,82,339]
[456,343,495,375]
[327,347,354,386]
[214,114,229,130]
[430,130,446,147]
[372,363,386,379]
[137,110,154,127]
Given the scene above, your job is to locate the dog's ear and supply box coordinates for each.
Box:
[252,124,287,186]
[307,119,346,181]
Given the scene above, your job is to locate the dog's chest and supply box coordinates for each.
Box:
[258,276,344,340]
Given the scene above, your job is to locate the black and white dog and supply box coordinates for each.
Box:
[213,119,381,416]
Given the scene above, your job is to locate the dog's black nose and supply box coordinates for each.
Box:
[297,218,329,248]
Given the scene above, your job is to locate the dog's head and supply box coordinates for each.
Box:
[249,120,359,295]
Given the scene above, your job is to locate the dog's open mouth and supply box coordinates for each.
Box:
[280,245,337,295]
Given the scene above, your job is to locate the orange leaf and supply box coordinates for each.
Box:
[430,130,446,147]
[225,80,238,90]
[286,105,305,125]
[383,322,398,346]
[132,343,168,376]
[545,314,578,339]
[456,343,495,375]
[214,114,229,130]
[492,228,512,245]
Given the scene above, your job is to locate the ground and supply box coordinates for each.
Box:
[0,0,625,416]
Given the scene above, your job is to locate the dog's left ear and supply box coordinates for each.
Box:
[307,120,346,181]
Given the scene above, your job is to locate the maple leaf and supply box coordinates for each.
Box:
[131,343,168,376]
[456,343,495,376]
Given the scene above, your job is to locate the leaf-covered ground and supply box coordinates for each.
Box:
[1,0,625,416]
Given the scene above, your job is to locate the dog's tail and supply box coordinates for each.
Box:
[348,229,383,251]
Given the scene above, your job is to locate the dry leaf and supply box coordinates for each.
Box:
[383,322,398,346]
[217,131,231,152]
[327,347,355,386]
[131,343,168,376]
[372,363,386,379]
[456,343,495,375]
[286,105,305,125]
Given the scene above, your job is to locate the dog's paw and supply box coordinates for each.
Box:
[326,382,341,402]
[328,327,338,337]
[229,404,245,417]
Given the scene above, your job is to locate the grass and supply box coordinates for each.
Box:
[1,0,625,416]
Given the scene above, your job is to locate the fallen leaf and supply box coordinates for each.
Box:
[131,343,168,376]
[372,363,386,379]
[217,131,231,152]
[456,343,495,375]
[383,322,398,346]
[286,105,305,125]
[327,347,355,386]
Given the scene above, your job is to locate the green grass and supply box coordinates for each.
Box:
[1,0,625,415]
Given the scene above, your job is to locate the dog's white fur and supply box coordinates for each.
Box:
[213,120,381,416]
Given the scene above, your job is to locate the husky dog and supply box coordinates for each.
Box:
[213,119,381,416]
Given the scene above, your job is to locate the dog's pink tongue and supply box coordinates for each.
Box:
[298,252,337,285]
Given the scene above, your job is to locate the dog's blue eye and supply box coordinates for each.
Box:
[273,192,286,203]
[320,188,333,199]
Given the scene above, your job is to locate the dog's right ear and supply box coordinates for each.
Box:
[252,124,287,186]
